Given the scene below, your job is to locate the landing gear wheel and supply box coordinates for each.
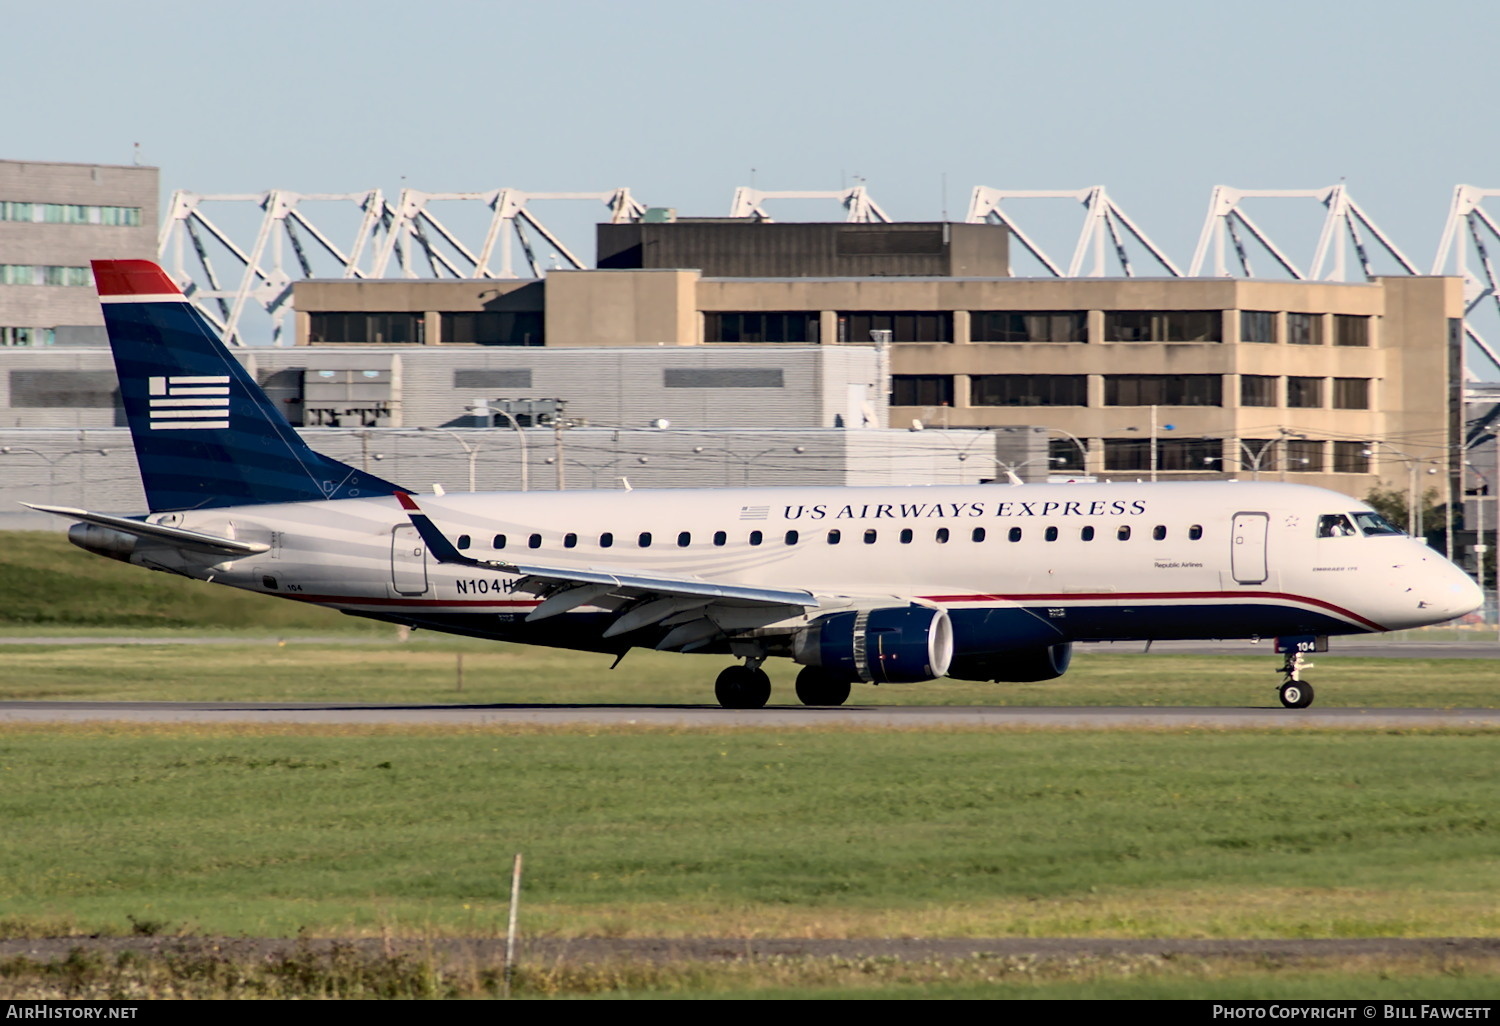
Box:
[1279,680,1314,709]
[794,666,852,707]
[715,665,771,709]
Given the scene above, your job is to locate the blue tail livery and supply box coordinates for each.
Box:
[94,260,405,511]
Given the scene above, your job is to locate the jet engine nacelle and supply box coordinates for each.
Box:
[946,642,1073,683]
[793,606,953,683]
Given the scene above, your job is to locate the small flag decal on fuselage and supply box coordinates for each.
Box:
[148,375,230,429]
[739,506,770,520]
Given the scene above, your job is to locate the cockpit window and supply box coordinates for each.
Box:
[1317,514,1358,538]
[1352,511,1404,537]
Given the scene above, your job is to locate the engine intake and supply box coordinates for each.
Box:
[794,606,953,683]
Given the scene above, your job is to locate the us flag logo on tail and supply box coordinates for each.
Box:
[148,375,230,430]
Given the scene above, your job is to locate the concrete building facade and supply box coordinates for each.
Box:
[0,160,158,347]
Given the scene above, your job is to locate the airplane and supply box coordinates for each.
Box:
[25,259,1485,710]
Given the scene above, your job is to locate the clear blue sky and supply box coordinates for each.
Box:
[10,0,1498,272]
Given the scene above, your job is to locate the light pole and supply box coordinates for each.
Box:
[1046,427,1090,474]
[957,453,1063,483]
[416,427,480,492]
[464,402,529,492]
[1363,441,1443,539]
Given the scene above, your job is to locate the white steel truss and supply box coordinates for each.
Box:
[158,190,387,346]
[964,186,1182,277]
[728,186,891,222]
[1432,185,1500,377]
[1187,185,1419,282]
[369,188,645,280]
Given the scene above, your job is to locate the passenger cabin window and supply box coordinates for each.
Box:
[1081,526,1095,541]
[493,534,506,549]
[1189,525,1204,540]
[1353,511,1403,536]
[899,528,913,544]
[972,527,986,542]
[1153,525,1167,541]
[677,532,691,547]
[528,533,542,549]
[713,531,727,546]
[457,535,471,549]
[600,532,613,548]
[564,533,578,549]
[864,529,877,544]
[935,528,950,543]
[828,529,842,545]
[1008,527,1022,542]
[1117,526,1131,541]
[638,532,652,547]
[1318,514,1359,538]
[1044,526,1058,542]
[749,531,763,545]
[785,530,799,545]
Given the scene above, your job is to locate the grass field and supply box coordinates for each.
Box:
[2,638,1497,708]
[5,531,1499,998]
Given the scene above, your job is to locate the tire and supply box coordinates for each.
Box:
[794,666,852,707]
[1279,680,1314,709]
[715,666,771,709]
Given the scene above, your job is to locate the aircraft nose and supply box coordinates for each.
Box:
[1420,560,1484,622]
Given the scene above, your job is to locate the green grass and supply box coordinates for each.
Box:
[0,531,382,633]
[1,639,1496,708]
[0,725,1496,941]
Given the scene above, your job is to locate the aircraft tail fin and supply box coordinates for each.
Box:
[94,259,406,511]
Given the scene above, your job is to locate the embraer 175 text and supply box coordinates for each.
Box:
[28,260,1484,709]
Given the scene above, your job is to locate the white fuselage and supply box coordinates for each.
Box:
[125,480,1482,658]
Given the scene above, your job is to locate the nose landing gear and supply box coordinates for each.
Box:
[1277,648,1315,709]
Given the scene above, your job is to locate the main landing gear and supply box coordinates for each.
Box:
[713,661,857,709]
[715,660,771,709]
[1277,649,1315,709]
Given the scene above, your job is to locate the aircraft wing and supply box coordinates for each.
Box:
[396,493,818,622]
[21,503,271,557]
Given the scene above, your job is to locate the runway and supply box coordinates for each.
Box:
[2,700,1497,728]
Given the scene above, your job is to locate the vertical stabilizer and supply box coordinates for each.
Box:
[94,259,405,511]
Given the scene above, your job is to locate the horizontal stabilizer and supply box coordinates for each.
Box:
[21,503,270,556]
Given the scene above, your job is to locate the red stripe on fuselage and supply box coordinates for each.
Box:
[917,590,1387,632]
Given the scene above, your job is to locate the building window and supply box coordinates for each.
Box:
[1333,378,1370,409]
[1241,311,1276,343]
[0,202,141,226]
[0,265,91,286]
[1105,375,1222,406]
[1049,437,1087,471]
[308,312,425,344]
[890,375,954,407]
[704,311,819,343]
[838,311,952,343]
[1104,437,1223,471]
[970,311,1086,343]
[1103,311,1220,342]
[442,311,543,346]
[1285,439,1324,472]
[1287,376,1323,408]
[971,374,1087,407]
[0,327,55,347]
[1333,441,1371,473]
[1287,313,1323,345]
[1334,315,1370,347]
[1240,375,1278,407]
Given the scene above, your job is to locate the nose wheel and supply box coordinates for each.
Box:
[1277,648,1315,709]
[715,662,772,709]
